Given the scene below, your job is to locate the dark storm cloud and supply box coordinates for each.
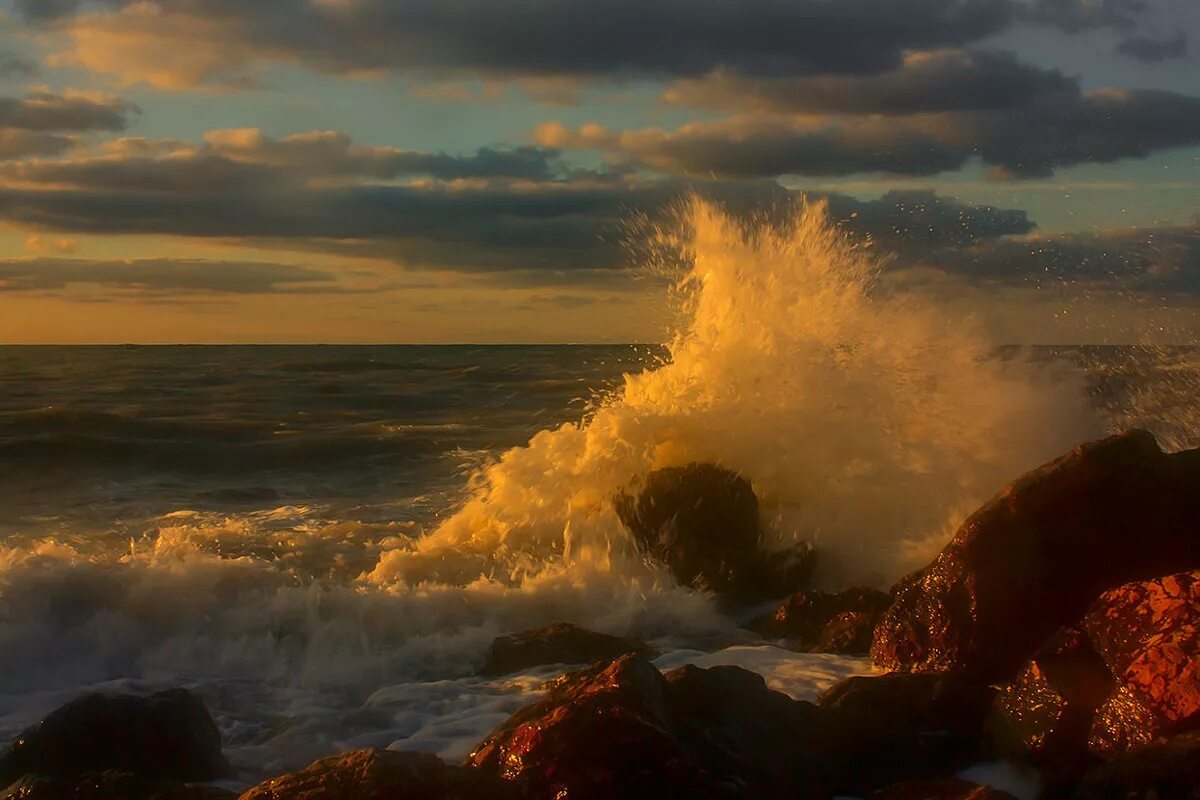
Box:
[1116,33,1188,62]
[0,257,342,295]
[664,50,1078,114]
[0,52,40,78]
[0,89,134,132]
[1021,0,1146,31]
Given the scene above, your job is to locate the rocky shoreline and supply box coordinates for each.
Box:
[2,430,1196,799]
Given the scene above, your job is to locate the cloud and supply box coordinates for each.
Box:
[0,52,40,78]
[1116,32,1188,62]
[1020,0,1146,32]
[0,88,135,132]
[0,129,75,159]
[545,87,1200,178]
[0,257,344,295]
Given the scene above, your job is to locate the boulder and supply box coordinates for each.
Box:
[0,689,230,788]
[238,748,508,800]
[478,622,652,676]
[1073,729,1200,800]
[1,771,236,800]
[466,653,831,800]
[817,672,996,796]
[870,779,1020,800]
[751,588,892,655]
[872,431,1200,681]
[614,463,815,601]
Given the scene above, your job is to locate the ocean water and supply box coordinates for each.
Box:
[1,200,1197,788]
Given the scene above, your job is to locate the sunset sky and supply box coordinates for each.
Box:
[0,0,1197,343]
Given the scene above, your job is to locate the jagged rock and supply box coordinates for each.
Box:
[870,779,1020,800]
[614,463,815,601]
[989,627,1115,772]
[466,653,831,800]
[751,588,892,655]
[872,431,1200,681]
[0,689,230,788]
[1083,570,1200,745]
[1073,729,1200,800]
[817,672,996,796]
[238,748,508,800]
[1,771,236,800]
[478,622,652,676]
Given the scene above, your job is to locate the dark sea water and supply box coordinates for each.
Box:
[0,344,1195,793]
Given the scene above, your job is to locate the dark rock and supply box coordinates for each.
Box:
[0,689,230,787]
[872,431,1200,681]
[479,622,652,677]
[466,653,831,800]
[988,627,1115,772]
[870,779,1020,800]
[614,463,815,601]
[818,672,996,796]
[752,588,892,655]
[1,771,236,800]
[1074,729,1200,800]
[238,748,509,800]
[1082,570,1200,748]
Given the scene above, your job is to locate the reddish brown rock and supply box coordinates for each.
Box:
[752,588,892,655]
[238,748,507,800]
[479,622,652,676]
[1083,570,1200,738]
[870,779,1020,800]
[872,431,1200,681]
[1,771,236,800]
[466,653,830,800]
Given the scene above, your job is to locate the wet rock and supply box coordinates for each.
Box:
[989,628,1115,772]
[1073,729,1200,800]
[0,689,230,788]
[1082,570,1200,743]
[870,779,1020,800]
[478,622,653,676]
[238,748,508,800]
[817,672,996,796]
[751,587,892,655]
[466,653,831,800]
[872,431,1200,681]
[1,771,236,800]
[614,463,815,601]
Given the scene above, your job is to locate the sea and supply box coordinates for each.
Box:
[0,204,1196,795]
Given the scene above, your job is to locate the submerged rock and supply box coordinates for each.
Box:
[0,689,230,788]
[478,622,652,677]
[751,587,892,655]
[614,463,814,601]
[872,431,1200,681]
[1,771,236,800]
[817,672,997,796]
[466,652,831,800]
[238,748,507,800]
[870,779,1020,800]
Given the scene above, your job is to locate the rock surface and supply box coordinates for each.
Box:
[870,779,1020,800]
[1,771,236,800]
[1073,729,1200,800]
[238,748,507,800]
[479,622,652,676]
[872,431,1200,681]
[0,689,230,788]
[817,672,996,796]
[752,587,892,654]
[466,653,830,800]
[614,463,814,601]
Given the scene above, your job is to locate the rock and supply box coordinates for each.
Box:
[1083,570,1200,744]
[818,672,996,796]
[751,588,892,655]
[872,431,1200,681]
[1,771,236,800]
[238,748,508,800]
[1073,729,1200,800]
[614,463,815,601]
[466,653,831,800]
[989,627,1115,772]
[0,689,230,788]
[870,779,1020,800]
[478,622,653,676]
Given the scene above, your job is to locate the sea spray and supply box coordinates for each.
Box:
[370,195,1099,590]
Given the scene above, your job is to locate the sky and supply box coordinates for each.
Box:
[0,0,1197,344]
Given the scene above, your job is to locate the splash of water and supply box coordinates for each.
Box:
[370,196,1100,590]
